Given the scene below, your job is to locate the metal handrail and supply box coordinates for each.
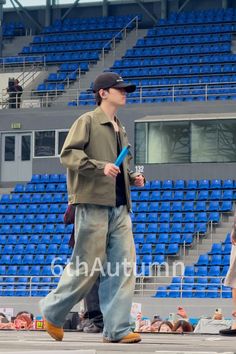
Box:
[0,55,46,72]
[101,15,139,65]
[0,275,231,297]
[2,80,236,109]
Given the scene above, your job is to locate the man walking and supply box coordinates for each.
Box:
[40,72,145,343]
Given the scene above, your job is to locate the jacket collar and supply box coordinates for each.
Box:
[94,106,121,126]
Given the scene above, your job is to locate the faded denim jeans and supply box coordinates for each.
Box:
[40,204,136,341]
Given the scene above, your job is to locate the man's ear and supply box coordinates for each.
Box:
[99,89,108,98]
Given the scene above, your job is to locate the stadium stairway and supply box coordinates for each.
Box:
[177,214,234,268]
[3,35,33,57]
[142,213,234,292]
[54,28,147,106]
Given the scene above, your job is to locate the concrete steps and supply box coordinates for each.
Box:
[3,36,33,57]
[152,211,235,280]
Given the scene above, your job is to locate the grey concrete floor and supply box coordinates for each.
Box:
[0,330,236,354]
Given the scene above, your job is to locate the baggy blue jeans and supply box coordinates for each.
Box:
[40,204,136,341]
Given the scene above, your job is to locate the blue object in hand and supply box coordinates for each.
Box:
[114,144,131,167]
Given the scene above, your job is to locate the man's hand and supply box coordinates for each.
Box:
[134,174,145,187]
[104,163,120,178]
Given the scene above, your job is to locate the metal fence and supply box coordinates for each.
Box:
[2,81,236,110]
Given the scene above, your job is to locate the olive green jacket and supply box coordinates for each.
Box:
[60,106,139,211]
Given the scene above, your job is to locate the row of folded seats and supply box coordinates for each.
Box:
[117,64,236,76]
[0,211,219,224]
[159,8,236,26]
[75,92,236,106]
[0,285,56,297]
[33,31,123,43]
[131,190,235,201]
[136,178,236,189]
[136,34,231,46]
[0,193,68,204]
[0,234,70,245]
[14,183,67,193]
[132,212,220,223]
[0,265,63,276]
[124,43,231,57]
[0,224,73,234]
[156,284,231,298]
[22,41,111,54]
[0,243,71,257]
[42,15,136,34]
[113,54,236,68]
[134,223,207,234]
[150,23,236,36]
[0,214,64,224]
[30,173,66,183]
[3,21,25,37]
[0,203,67,214]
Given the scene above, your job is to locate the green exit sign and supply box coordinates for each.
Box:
[11,123,21,129]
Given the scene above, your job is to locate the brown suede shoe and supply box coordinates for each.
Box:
[103,332,141,343]
[44,318,64,341]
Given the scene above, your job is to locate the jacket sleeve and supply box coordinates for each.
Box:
[60,115,106,176]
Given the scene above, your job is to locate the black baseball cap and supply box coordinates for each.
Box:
[93,72,136,93]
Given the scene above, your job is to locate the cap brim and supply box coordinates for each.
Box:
[113,82,136,93]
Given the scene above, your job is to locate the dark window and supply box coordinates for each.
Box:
[5,136,15,162]
[34,131,55,157]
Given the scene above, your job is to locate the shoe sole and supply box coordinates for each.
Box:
[44,319,63,341]
[103,337,141,343]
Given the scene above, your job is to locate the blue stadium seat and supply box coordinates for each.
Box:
[186,179,198,189]
[222,190,233,200]
[150,180,161,189]
[22,255,34,264]
[198,179,210,189]
[208,266,221,276]
[162,180,173,189]
[194,285,206,298]
[168,285,180,298]
[185,191,196,200]
[157,233,169,244]
[174,180,185,190]
[208,212,220,223]
[209,255,222,266]
[208,201,220,211]
[210,179,222,189]
[137,202,148,212]
[222,243,231,254]
[195,201,206,211]
[145,233,157,243]
[222,179,234,189]
[220,201,232,211]
[198,191,209,200]
[222,285,232,298]
[195,254,209,266]
[184,265,195,276]
[159,202,171,212]
[148,202,159,212]
[171,202,182,212]
[166,243,179,255]
[134,234,145,244]
[150,191,161,201]
[154,244,166,254]
[155,286,168,298]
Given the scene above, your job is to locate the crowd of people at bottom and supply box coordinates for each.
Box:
[134,306,226,333]
[0,311,34,330]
